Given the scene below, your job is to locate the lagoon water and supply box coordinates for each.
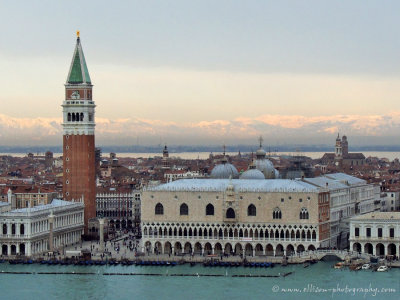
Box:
[0,262,399,300]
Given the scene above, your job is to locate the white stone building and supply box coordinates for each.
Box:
[303,173,376,248]
[141,173,376,257]
[0,199,84,257]
[141,178,330,257]
[96,190,141,230]
[349,212,400,257]
[380,190,400,212]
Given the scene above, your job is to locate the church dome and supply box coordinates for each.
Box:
[255,158,275,179]
[256,148,266,158]
[210,162,239,179]
[240,168,265,180]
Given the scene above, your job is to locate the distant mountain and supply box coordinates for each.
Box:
[1,144,400,155]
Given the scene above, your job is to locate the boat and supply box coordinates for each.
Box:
[361,264,370,270]
[349,264,362,271]
[334,262,343,269]
[303,262,310,268]
[377,266,388,272]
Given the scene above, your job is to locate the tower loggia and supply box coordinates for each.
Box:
[62,32,96,235]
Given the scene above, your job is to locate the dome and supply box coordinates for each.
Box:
[274,168,280,178]
[255,158,276,179]
[256,148,266,158]
[210,163,239,179]
[240,168,265,180]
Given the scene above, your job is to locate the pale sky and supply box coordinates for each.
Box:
[0,1,400,146]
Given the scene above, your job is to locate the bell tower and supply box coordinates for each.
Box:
[62,32,96,235]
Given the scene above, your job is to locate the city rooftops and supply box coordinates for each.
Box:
[351,211,400,221]
[1,199,83,217]
[147,179,319,193]
[325,173,366,185]
[303,177,348,190]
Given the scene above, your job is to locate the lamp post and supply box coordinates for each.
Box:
[99,214,105,253]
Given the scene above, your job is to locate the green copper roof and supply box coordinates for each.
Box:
[67,38,91,84]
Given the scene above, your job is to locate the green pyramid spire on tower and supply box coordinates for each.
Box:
[67,32,91,84]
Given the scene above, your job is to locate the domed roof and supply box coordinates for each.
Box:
[240,168,265,180]
[256,148,266,158]
[211,163,239,179]
[255,158,275,179]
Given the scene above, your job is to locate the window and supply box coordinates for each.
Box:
[366,227,371,237]
[273,208,282,219]
[247,204,256,216]
[20,224,24,235]
[180,203,188,216]
[355,227,359,237]
[299,208,309,219]
[299,198,303,202]
[155,203,164,215]
[11,224,15,235]
[281,198,284,202]
[226,208,235,219]
[206,204,214,216]
[390,228,395,238]
[378,228,382,238]
[2,224,7,235]
[89,114,93,122]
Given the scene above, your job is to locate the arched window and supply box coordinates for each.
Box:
[80,113,84,121]
[72,113,76,122]
[2,224,7,235]
[180,203,188,215]
[247,204,256,216]
[67,113,71,121]
[11,224,15,235]
[206,204,214,216]
[155,203,164,215]
[300,208,309,219]
[226,208,235,219]
[273,208,282,219]
[20,224,25,235]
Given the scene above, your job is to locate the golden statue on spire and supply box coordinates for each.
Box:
[77,30,80,38]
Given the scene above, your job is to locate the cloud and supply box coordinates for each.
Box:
[0,112,400,146]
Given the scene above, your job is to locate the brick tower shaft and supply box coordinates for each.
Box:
[62,32,96,235]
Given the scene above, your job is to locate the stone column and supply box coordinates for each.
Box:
[99,218,104,252]
[48,211,54,252]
